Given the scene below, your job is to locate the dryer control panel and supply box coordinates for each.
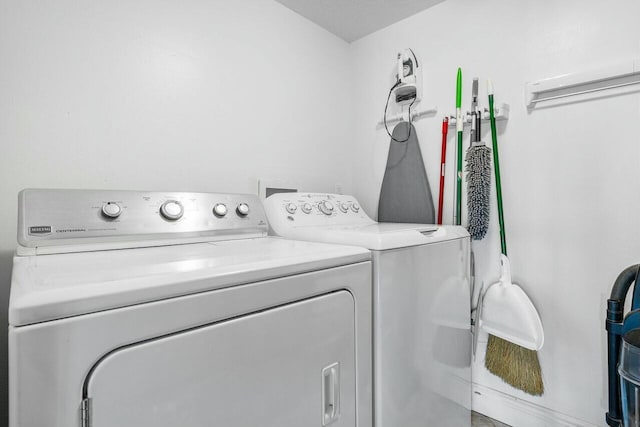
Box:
[18,189,269,255]
[263,193,375,229]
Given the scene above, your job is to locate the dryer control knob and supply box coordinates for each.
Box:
[213,203,228,217]
[236,203,250,217]
[338,203,349,213]
[285,203,297,214]
[319,201,334,215]
[301,203,313,214]
[160,200,184,221]
[101,202,122,219]
[350,202,360,213]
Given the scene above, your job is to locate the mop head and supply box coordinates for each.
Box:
[485,334,544,396]
[465,145,492,240]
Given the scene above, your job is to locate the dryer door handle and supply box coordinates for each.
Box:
[322,362,340,425]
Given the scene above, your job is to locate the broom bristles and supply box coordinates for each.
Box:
[485,334,544,396]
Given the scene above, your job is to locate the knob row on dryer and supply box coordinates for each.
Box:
[102,201,251,221]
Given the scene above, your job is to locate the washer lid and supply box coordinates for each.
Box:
[275,224,469,251]
[9,237,370,326]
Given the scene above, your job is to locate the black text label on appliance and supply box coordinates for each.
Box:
[28,226,52,235]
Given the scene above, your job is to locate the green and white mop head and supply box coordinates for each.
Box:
[466,142,491,240]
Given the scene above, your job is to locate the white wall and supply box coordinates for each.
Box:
[3,0,640,425]
[350,0,640,425]
[0,0,353,423]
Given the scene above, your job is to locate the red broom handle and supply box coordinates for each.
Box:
[437,117,449,225]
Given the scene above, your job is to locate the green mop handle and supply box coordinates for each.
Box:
[455,68,463,226]
[488,81,507,255]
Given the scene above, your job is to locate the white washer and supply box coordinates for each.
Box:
[265,192,472,427]
[9,189,372,427]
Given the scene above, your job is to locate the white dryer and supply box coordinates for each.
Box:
[264,192,472,427]
[9,189,372,427]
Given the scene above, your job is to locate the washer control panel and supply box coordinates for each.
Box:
[18,189,269,253]
[263,192,373,229]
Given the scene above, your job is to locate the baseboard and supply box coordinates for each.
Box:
[472,383,598,427]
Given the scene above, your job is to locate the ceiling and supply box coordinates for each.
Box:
[274,0,445,42]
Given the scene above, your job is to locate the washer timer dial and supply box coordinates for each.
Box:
[319,201,334,216]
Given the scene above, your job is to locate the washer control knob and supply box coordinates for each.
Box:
[338,202,349,213]
[350,202,360,213]
[301,203,313,214]
[319,201,334,216]
[285,203,297,214]
[236,203,250,217]
[101,202,122,219]
[160,200,184,221]
[213,203,228,217]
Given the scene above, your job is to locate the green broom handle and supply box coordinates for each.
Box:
[456,132,463,225]
[489,93,507,255]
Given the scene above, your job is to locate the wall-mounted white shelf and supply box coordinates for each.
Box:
[376,106,438,129]
[446,103,510,127]
[525,58,640,108]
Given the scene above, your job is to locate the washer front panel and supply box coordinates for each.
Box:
[373,238,471,427]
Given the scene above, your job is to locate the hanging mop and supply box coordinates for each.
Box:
[465,78,492,240]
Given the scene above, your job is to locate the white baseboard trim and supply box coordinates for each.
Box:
[472,383,598,427]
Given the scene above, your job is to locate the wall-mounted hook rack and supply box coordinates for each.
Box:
[376,106,438,129]
[446,103,509,127]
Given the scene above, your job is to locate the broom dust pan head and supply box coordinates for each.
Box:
[480,255,544,351]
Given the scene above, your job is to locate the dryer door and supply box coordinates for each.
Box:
[84,291,356,427]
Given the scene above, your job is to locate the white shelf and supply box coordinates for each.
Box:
[525,58,640,108]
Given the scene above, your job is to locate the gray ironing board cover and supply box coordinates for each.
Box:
[378,121,435,224]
